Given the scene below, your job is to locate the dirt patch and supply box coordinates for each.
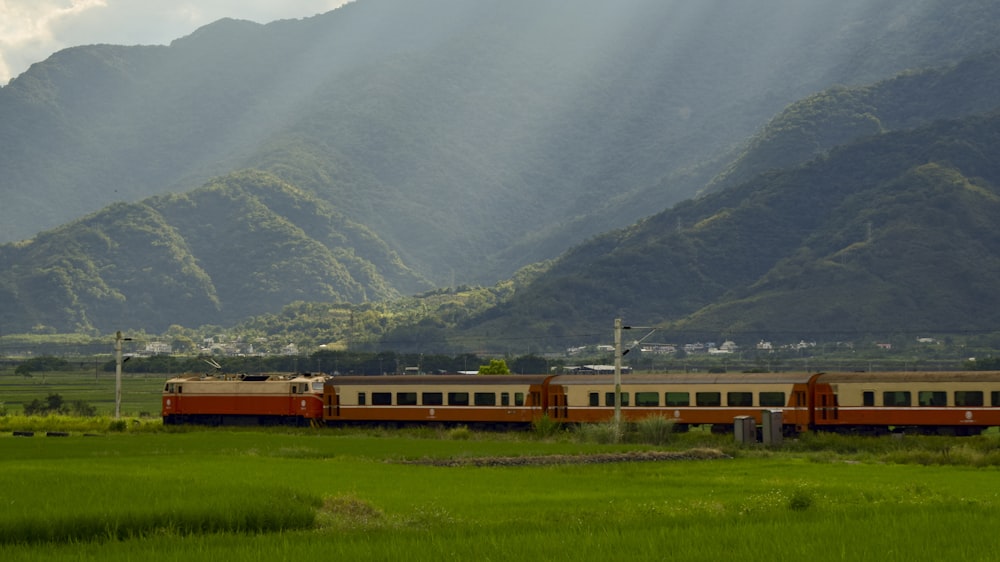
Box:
[402,448,728,467]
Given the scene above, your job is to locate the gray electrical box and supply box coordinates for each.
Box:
[734,415,756,444]
[761,410,783,445]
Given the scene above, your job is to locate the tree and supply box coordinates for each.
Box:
[509,354,548,374]
[478,359,510,375]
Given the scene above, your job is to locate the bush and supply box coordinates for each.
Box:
[788,489,814,511]
[575,421,621,444]
[531,414,562,439]
[635,415,675,446]
[447,425,471,440]
[70,400,97,417]
[21,393,97,417]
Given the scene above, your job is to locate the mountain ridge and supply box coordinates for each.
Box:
[5,0,1000,344]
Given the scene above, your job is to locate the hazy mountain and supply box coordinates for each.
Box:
[5,0,1000,338]
[707,50,1000,194]
[6,0,1000,284]
[442,107,1000,350]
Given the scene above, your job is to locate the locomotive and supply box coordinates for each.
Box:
[162,373,326,426]
[162,371,1000,435]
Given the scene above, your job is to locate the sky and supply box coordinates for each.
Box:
[0,0,353,84]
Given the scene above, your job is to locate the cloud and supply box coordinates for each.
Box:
[0,0,108,83]
[0,0,350,84]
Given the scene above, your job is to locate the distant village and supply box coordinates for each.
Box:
[135,337,300,358]
[566,339,819,357]
[130,336,940,359]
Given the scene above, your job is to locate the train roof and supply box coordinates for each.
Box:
[164,372,326,383]
[326,374,550,386]
[815,371,1000,384]
[550,372,815,385]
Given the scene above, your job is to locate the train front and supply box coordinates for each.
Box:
[162,373,329,426]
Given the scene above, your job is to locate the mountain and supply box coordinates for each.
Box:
[0,171,428,333]
[707,50,1000,194]
[6,0,1000,339]
[441,108,1000,350]
[6,0,1000,288]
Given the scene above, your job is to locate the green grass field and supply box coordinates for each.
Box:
[0,368,168,416]
[2,427,1000,561]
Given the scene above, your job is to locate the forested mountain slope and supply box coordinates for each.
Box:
[708,50,1000,194]
[5,0,1000,288]
[0,172,428,332]
[6,0,1000,338]
[443,111,1000,350]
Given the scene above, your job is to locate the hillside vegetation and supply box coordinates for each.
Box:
[4,0,1000,346]
[451,110,1000,348]
[0,172,428,332]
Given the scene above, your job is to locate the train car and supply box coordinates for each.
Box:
[323,375,550,428]
[546,372,814,433]
[160,369,1000,436]
[810,371,1000,435]
[162,373,327,426]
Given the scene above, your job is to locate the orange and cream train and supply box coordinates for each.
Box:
[162,371,1000,435]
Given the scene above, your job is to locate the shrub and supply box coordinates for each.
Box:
[576,421,621,444]
[635,415,675,445]
[788,489,814,511]
[70,400,97,417]
[447,425,471,440]
[531,414,562,439]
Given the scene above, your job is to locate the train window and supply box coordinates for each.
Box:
[993,392,1000,407]
[883,391,911,407]
[422,392,443,406]
[589,392,599,407]
[635,392,660,407]
[605,392,630,407]
[727,392,752,407]
[358,392,366,406]
[474,393,497,406]
[373,392,392,406]
[397,392,417,406]
[666,392,690,407]
[863,391,874,407]
[515,393,525,406]
[312,382,324,392]
[501,392,510,406]
[954,391,983,407]
[759,392,785,407]
[448,392,469,406]
[918,391,946,407]
[291,385,298,394]
[178,386,183,394]
[696,392,721,407]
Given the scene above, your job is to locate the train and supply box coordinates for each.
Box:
[161,370,1000,436]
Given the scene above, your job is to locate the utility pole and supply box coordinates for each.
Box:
[614,318,623,428]
[613,318,657,439]
[114,331,132,419]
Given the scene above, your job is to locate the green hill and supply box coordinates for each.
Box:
[0,171,428,333]
[448,111,1000,349]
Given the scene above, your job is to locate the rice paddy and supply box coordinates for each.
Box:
[1,426,999,561]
